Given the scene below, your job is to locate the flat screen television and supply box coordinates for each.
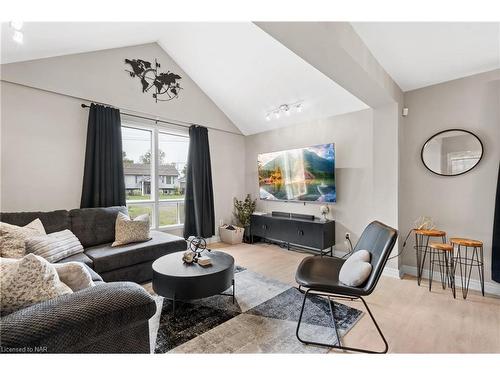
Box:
[258,143,336,203]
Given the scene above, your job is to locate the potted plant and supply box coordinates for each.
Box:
[232,194,257,243]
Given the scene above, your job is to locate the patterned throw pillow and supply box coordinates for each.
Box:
[112,212,151,247]
[25,229,84,263]
[0,219,46,258]
[0,254,73,316]
[52,262,95,292]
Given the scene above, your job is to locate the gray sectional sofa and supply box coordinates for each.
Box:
[0,206,187,353]
[0,206,187,283]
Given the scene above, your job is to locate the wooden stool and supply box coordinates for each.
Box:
[414,229,447,288]
[428,242,456,298]
[450,238,484,299]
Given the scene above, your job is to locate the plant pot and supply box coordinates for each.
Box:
[219,225,245,245]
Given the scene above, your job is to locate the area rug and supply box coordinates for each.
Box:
[154,266,363,353]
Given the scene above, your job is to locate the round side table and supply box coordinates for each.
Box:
[414,229,447,288]
[450,238,484,299]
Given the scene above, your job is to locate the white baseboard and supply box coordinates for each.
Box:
[382,267,404,279]
[206,235,220,244]
[401,265,500,296]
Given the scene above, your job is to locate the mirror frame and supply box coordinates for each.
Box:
[420,128,484,177]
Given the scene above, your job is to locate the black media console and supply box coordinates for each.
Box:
[250,212,335,256]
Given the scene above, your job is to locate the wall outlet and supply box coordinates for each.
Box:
[345,232,350,240]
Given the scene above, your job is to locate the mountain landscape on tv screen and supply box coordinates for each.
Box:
[258,144,336,202]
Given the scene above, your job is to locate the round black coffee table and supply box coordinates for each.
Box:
[152,250,235,314]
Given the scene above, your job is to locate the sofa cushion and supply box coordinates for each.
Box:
[0,254,73,316]
[0,210,70,234]
[69,206,128,248]
[57,252,94,267]
[0,220,47,258]
[52,262,96,292]
[26,229,84,263]
[84,230,186,273]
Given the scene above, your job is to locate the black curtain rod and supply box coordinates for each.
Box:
[81,103,241,136]
[0,80,242,136]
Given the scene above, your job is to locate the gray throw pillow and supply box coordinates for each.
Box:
[112,212,151,247]
[25,229,84,263]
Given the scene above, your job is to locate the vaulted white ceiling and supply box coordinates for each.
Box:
[0,22,368,135]
[156,23,368,135]
[351,22,500,91]
[2,22,499,133]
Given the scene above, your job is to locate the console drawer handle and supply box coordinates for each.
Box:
[298,230,304,236]
[262,224,268,230]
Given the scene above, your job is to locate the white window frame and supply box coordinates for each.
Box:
[122,121,188,230]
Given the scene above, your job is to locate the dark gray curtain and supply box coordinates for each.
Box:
[183,125,215,239]
[80,103,126,208]
[492,162,500,283]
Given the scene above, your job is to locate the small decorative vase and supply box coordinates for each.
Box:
[320,205,329,221]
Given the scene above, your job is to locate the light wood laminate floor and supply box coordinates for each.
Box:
[208,242,500,353]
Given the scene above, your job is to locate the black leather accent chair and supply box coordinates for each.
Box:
[295,221,398,353]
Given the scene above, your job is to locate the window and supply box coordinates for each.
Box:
[121,123,188,228]
[158,132,189,227]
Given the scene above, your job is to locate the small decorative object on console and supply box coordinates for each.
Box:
[319,205,329,220]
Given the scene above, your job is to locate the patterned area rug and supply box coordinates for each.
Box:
[154,266,363,353]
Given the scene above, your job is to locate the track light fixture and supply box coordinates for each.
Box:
[265,101,304,121]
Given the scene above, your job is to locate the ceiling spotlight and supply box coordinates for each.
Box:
[13,31,24,44]
[274,112,280,119]
[265,114,271,121]
[10,21,24,31]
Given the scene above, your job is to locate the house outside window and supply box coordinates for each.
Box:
[121,123,189,228]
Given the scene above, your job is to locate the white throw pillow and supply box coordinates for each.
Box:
[346,249,371,263]
[52,262,95,292]
[112,212,151,247]
[0,254,73,315]
[0,219,46,258]
[339,250,373,287]
[25,229,84,263]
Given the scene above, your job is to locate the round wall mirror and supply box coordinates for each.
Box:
[421,129,483,176]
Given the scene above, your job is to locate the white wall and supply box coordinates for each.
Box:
[0,43,246,237]
[245,109,374,252]
[400,69,500,288]
[1,43,239,134]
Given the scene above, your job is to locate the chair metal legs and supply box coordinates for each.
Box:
[296,288,388,354]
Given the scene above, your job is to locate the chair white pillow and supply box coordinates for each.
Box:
[347,249,371,263]
[339,250,373,287]
[0,254,73,315]
[25,229,84,263]
[0,219,46,258]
